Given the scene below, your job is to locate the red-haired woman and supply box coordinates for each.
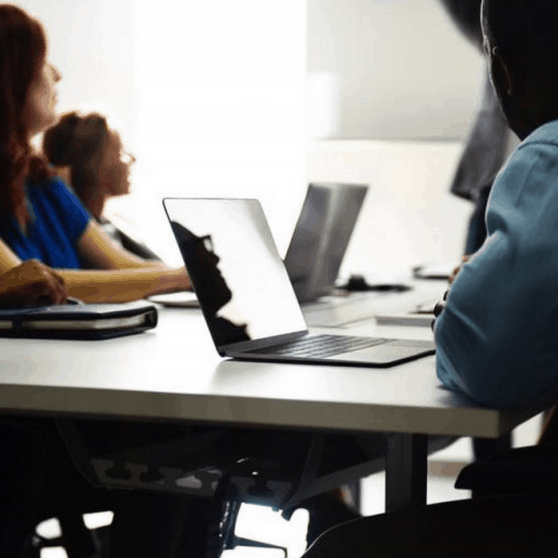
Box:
[0,6,209,556]
[0,5,190,302]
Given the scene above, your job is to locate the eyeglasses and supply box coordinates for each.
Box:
[199,235,213,252]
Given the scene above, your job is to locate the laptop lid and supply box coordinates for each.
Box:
[284,183,368,302]
[163,198,308,354]
[284,184,330,302]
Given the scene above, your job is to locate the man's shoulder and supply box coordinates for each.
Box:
[521,119,558,148]
[497,120,558,189]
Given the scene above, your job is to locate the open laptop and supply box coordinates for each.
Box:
[150,182,367,308]
[285,183,368,303]
[163,198,435,367]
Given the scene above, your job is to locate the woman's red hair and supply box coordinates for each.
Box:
[0,4,52,224]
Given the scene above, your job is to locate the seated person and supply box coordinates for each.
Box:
[42,111,161,261]
[434,0,558,410]
[0,7,189,303]
[302,1,558,555]
[0,7,209,557]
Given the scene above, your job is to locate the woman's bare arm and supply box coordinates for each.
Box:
[56,266,190,302]
[78,220,168,270]
[0,227,191,303]
[71,222,191,301]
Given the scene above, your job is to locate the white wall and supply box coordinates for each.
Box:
[131,0,307,264]
[308,0,485,140]
[16,1,473,271]
[17,0,135,142]
[307,140,471,277]
[17,0,308,265]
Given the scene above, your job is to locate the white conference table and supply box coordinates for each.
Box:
[0,285,541,513]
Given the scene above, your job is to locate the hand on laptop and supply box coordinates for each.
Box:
[0,260,68,308]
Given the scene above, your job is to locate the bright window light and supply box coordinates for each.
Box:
[130,1,307,263]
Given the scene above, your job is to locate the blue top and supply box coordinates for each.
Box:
[435,119,558,409]
[0,178,90,269]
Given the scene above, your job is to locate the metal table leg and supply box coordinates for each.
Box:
[385,433,427,513]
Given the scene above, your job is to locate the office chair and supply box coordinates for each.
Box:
[48,420,395,558]
[38,419,315,557]
[455,406,558,499]
[28,487,285,558]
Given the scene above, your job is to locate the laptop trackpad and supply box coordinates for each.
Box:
[333,340,435,365]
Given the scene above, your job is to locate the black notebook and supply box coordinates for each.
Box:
[0,300,158,340]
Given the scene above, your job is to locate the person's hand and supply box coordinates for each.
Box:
[431,256,471,331]
[156,265,193,292]
[0,260,68,308]
[431,290,448,332]
[448,255,470,285]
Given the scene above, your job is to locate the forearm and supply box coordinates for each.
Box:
[113,259,168,270]
[56,267,190,303]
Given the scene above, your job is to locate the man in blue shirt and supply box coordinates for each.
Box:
[302,1,558,556]
[435,0,558,409]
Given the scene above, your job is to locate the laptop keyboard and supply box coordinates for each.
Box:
[248,334,392,359]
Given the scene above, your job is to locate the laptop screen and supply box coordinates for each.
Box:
[284,184,330,301]
[312,183,368,294]
[164,198,307,348]
[284,183,368,302]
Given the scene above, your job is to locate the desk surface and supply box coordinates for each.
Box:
[0,284,537,439]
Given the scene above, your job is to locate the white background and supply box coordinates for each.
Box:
[17,0,480,270]
[307,0,484,140]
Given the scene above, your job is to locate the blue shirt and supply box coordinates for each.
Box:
[435,119,558,409]
[0,178,90,269]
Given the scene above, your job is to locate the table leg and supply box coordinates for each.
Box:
[385,433,427,512]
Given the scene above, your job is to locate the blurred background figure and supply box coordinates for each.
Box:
[43,111,161,261]
[439,0,519,256]
[438,0,519,458]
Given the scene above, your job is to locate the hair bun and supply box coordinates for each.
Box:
[43,112,81,165]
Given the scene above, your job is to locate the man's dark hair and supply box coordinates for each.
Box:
[483,0,558,84]
[439,0,483,51]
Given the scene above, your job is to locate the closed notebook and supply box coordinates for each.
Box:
[0,300,158,340]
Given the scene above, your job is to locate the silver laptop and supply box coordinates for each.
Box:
[163,198,435,367]
[285,183,368,303]
[151,183,367,308]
